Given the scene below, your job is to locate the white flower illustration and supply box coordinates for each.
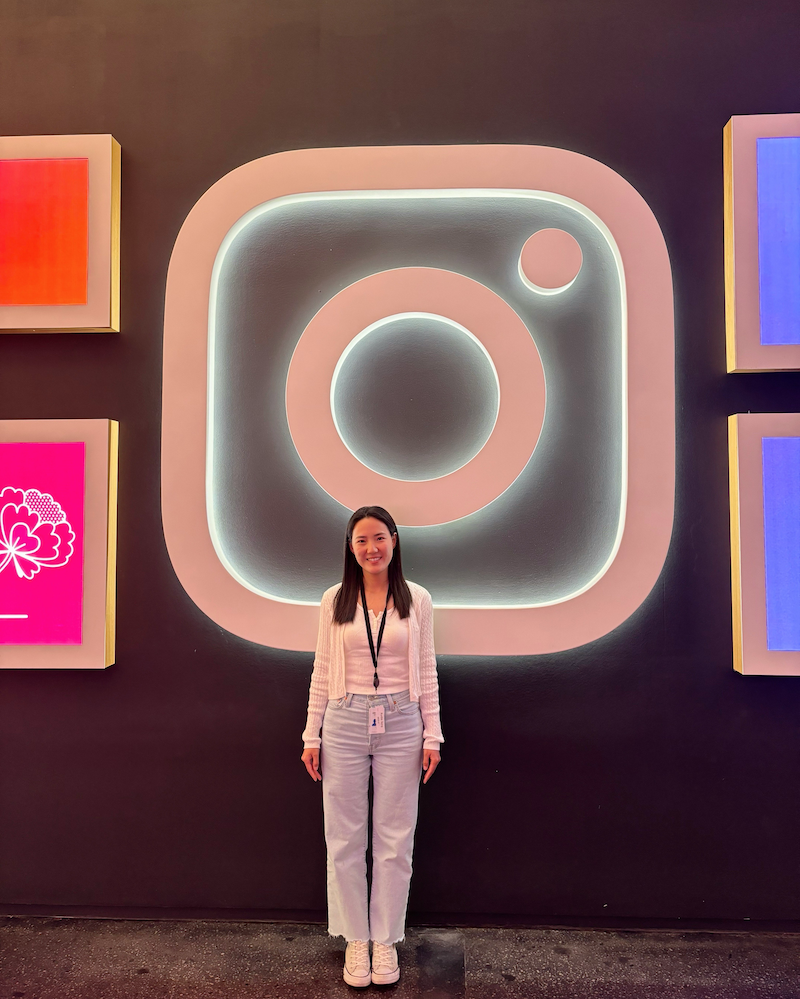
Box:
[0,486,76,580]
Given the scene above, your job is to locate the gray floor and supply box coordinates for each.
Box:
[1,917,799,998]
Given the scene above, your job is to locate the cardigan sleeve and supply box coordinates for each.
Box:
[301,589,334,749]
[416,587,444,751]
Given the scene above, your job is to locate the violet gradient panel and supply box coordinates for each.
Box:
[762,436,800,651]
[0,442,86,644]
[757,137,800,346]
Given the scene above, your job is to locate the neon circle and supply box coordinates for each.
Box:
[330,312,501,481]
[519,228,583,294]
[285,267,546,526]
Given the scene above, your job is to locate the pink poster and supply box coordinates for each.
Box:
[0,441,85,645]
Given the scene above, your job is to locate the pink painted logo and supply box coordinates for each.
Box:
[0,442,85,645]
[0,488,76,578]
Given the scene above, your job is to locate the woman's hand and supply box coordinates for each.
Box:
[422,748,441,784]
[301,748,321,782]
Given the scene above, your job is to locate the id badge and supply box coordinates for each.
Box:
[368,705,386,734]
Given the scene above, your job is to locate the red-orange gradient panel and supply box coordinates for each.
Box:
[0,158,89,305]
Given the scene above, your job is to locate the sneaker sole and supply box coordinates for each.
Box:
[371,967,400,985]
[343,967,372,988]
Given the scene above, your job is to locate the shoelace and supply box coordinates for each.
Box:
[371,942,397,969]
[348,940,370,968]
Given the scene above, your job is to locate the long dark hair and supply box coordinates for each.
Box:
[332,506,412,624]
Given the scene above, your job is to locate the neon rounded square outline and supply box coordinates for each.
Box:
[161,144,675,655]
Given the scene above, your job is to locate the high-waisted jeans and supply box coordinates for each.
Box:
[321,690,423,945]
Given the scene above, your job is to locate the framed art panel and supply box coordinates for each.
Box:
[0,134,120,333]
[0,419,118,668]
[729,412,800,675]
[725,113,800,372]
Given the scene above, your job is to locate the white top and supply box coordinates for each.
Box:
[343,604,410,694]
[302,580,444,751]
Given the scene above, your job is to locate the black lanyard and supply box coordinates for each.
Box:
[360,581,390,690]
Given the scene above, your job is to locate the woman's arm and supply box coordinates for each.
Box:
[416,587,443,782]
[300,589,334,779]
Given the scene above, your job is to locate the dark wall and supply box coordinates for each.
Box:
[2,0,800,922]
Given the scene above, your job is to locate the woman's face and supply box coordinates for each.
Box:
[349,517,397,579]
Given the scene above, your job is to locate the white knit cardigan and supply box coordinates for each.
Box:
[302,580,444,751]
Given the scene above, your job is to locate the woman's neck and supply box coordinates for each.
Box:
[361,572,389,598]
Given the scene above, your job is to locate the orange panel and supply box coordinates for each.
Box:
[0,158,89,305]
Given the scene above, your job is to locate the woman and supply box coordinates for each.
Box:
[301,505,443,987]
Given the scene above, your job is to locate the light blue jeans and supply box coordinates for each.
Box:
[321,690,423,945]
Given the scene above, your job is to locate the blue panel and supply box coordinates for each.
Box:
[763,437,800,650]
[757,137,800,345]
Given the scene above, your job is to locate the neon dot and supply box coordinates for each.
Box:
[519,228,583,293]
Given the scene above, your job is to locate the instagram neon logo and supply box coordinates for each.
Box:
[161,145,674,655]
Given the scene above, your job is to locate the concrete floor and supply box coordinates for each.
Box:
[1,917,799,998]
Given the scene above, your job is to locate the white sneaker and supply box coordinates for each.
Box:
[371,942,400,985]
[343,939,371,988]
